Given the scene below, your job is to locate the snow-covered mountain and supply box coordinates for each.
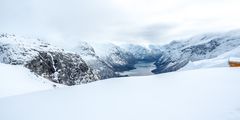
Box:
[121,44,160,62]
[180,46,240,71]
[0,34,98,85]
[72,42,117,79]
[92,30,240,75]
[0,34,140,85]
[1,30,240,120]
[93,43,137,72]
[0,34,61,64]
[0,34,141,85]
[1,29,240,86]
[152,30,240,73]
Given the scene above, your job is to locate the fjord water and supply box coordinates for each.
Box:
[119,61,156,76]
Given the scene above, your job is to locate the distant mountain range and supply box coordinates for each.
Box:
[1,30,240,85]
[152,30,240,73]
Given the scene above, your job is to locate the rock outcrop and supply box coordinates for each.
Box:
[0,34,99,86]
[25,51,98,85]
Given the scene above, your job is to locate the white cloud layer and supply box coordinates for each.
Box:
[1,0,240,47]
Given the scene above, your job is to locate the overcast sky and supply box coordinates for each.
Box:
[1,0,240,47]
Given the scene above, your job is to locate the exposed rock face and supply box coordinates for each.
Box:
[122,44,161,62]
[25,51,99,85]
[0,34,99,86]
[94,43,137,72]
[74,42,96,56]
[152,52,189,74]
[3,30,240,84]
[72,42,118,79]
[104,47,136,72]
[84,58,119,79]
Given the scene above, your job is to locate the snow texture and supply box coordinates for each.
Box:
[0,63,63,98]
[153,30,240,73]
[180,46,240,70]
[0,68,240,120]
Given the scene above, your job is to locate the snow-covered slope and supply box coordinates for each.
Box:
[0,34,99,85]
[153,30,240,73]
[72,42,117,79]
[93,43,136,72]
[0,34,61,65]
[180,46,240,71]
[122,44,160,62]
[0,68,240,120]
[0,63,63,98]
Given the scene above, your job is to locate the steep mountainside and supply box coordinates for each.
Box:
[1,30,240,85]
[0,34,98,85]
[72,42,117,79]
[180,46,240,71]
[93,43,137,72]
[0,34,60,64]
[122,44,161,62]
[152,30,240,73]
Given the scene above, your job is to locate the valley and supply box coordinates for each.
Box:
[119,61,156,76]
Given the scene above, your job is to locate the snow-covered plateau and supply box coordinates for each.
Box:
[0,67,240,120]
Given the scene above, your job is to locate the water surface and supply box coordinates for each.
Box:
[119,61,156,76]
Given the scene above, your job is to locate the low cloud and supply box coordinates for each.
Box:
[133,24,175,41]
[1,0,240,47]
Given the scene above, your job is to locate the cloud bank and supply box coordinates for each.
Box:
[1,0,240,47]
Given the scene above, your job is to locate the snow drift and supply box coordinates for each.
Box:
[0,63,63,98]
[0,67,240,120]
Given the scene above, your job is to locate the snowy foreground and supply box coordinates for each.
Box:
[0,63,63,98]
[1,67,240,120]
